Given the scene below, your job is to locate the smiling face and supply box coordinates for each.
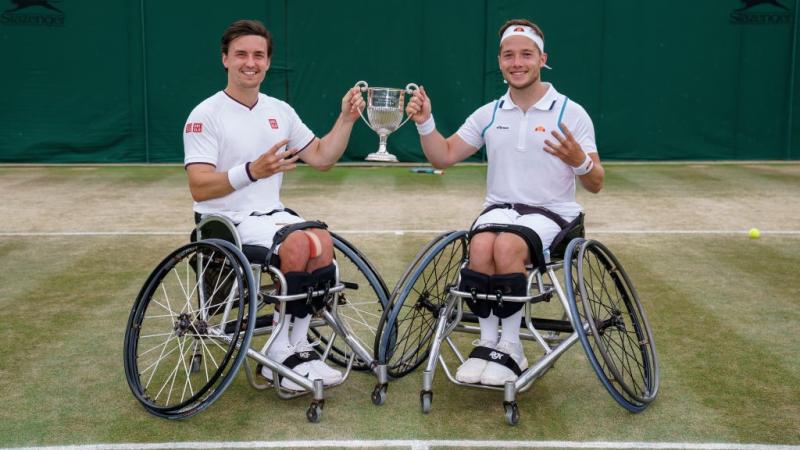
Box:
[222,34,270,92]
[498,35,547,90]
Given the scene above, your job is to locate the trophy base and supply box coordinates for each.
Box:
[365,152,399,163]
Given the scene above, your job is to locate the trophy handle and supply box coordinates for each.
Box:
[397,82,420,129]
[354,80,372,129]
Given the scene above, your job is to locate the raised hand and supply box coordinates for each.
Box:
[406,86,432,124]
[544,123,586,167]
[249,139,299,178]
[341,87,366,123]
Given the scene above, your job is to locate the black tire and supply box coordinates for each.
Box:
[565,239,659,412]
[376,231,467,378]
[123,239,257,419]
[308,233,390,370]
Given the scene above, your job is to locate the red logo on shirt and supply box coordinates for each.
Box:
[534,126,546,132]
[185,123,203,133]
[269,118,279,129]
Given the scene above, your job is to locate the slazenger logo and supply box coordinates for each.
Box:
[489,351,504,360]
[1,0,65,27]
[730,0,792,24]
[495,125,510,130]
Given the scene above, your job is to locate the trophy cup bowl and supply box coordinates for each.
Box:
[355,80,418,162]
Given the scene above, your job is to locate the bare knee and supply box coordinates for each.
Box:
[279,231,310,271]
[493,233,527,273]
[306,228,333,271]
[468,232,496,274]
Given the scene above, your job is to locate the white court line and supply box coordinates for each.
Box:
[0,230,799,237]
[4,440,800,450]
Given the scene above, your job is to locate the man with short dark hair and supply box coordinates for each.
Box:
[406,18,605,386]
[183,19,365,390]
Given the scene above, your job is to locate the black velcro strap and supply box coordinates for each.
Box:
[458,267,490,294]
[281,350,321,369]
[468,346,523,376]
[469,223,546,274]
[549,213,585,259]
[271,220,328,248]
[480,203,568,229]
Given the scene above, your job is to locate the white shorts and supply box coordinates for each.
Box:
[235,211,306,250]
[471,207,575,250]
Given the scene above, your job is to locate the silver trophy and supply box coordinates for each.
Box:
[355,80,418,162]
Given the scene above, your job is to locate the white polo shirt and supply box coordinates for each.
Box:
[457,83,597,218]
[183,91,316,223]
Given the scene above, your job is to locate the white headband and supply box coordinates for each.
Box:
[500,25,551,69]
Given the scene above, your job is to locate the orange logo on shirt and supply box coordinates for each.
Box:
[534,126,546,132]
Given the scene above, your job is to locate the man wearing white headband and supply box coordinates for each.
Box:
[184,19,365,390]
[407,19,605,386]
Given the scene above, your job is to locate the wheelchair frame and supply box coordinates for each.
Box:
[376,229,659,425]
[124,215,390,422]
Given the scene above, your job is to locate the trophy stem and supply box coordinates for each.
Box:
[366,132,399,162]
[378,134,388,154]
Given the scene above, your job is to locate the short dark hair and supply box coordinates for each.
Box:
[498,19,545,43]
[221,19,272,58]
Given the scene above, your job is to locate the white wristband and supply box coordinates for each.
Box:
[228,163,254,190]
[572,153,594,176]
[416,115,436,136]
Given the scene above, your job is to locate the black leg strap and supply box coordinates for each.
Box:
[468,346,523,376]
[281,349,321,369]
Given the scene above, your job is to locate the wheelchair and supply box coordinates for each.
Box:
[123,214,391,422]
[374,213,660,425]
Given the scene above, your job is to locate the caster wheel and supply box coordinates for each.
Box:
[306,401,324,423]
[371,384,388,406]
[420,390,432,414]
[503,401,519,426]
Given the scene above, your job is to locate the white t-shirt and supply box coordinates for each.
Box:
[183,91,316,223]
[457,83,597,218]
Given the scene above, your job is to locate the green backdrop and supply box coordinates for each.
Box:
[1,0,798,162]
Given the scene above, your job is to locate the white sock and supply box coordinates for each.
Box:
[500,309,524,345]
[272,311,292,349]
[290,314,312,345]
[478,314,499,344]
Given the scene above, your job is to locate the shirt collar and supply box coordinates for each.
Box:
[499,83,560,112]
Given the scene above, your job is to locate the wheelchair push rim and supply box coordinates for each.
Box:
[565,238,660,412]
[376,230,468,378]
[123,239,257,419]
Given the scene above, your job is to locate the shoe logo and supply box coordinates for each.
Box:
[298,351,311,359]
[489,351,504,360]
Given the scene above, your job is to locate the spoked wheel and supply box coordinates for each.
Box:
[565,238,659,412]
[308,233,390,370]
[124,239,257,419]
[376,231,467,378]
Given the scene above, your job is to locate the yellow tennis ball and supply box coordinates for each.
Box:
[748,228,760,239]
